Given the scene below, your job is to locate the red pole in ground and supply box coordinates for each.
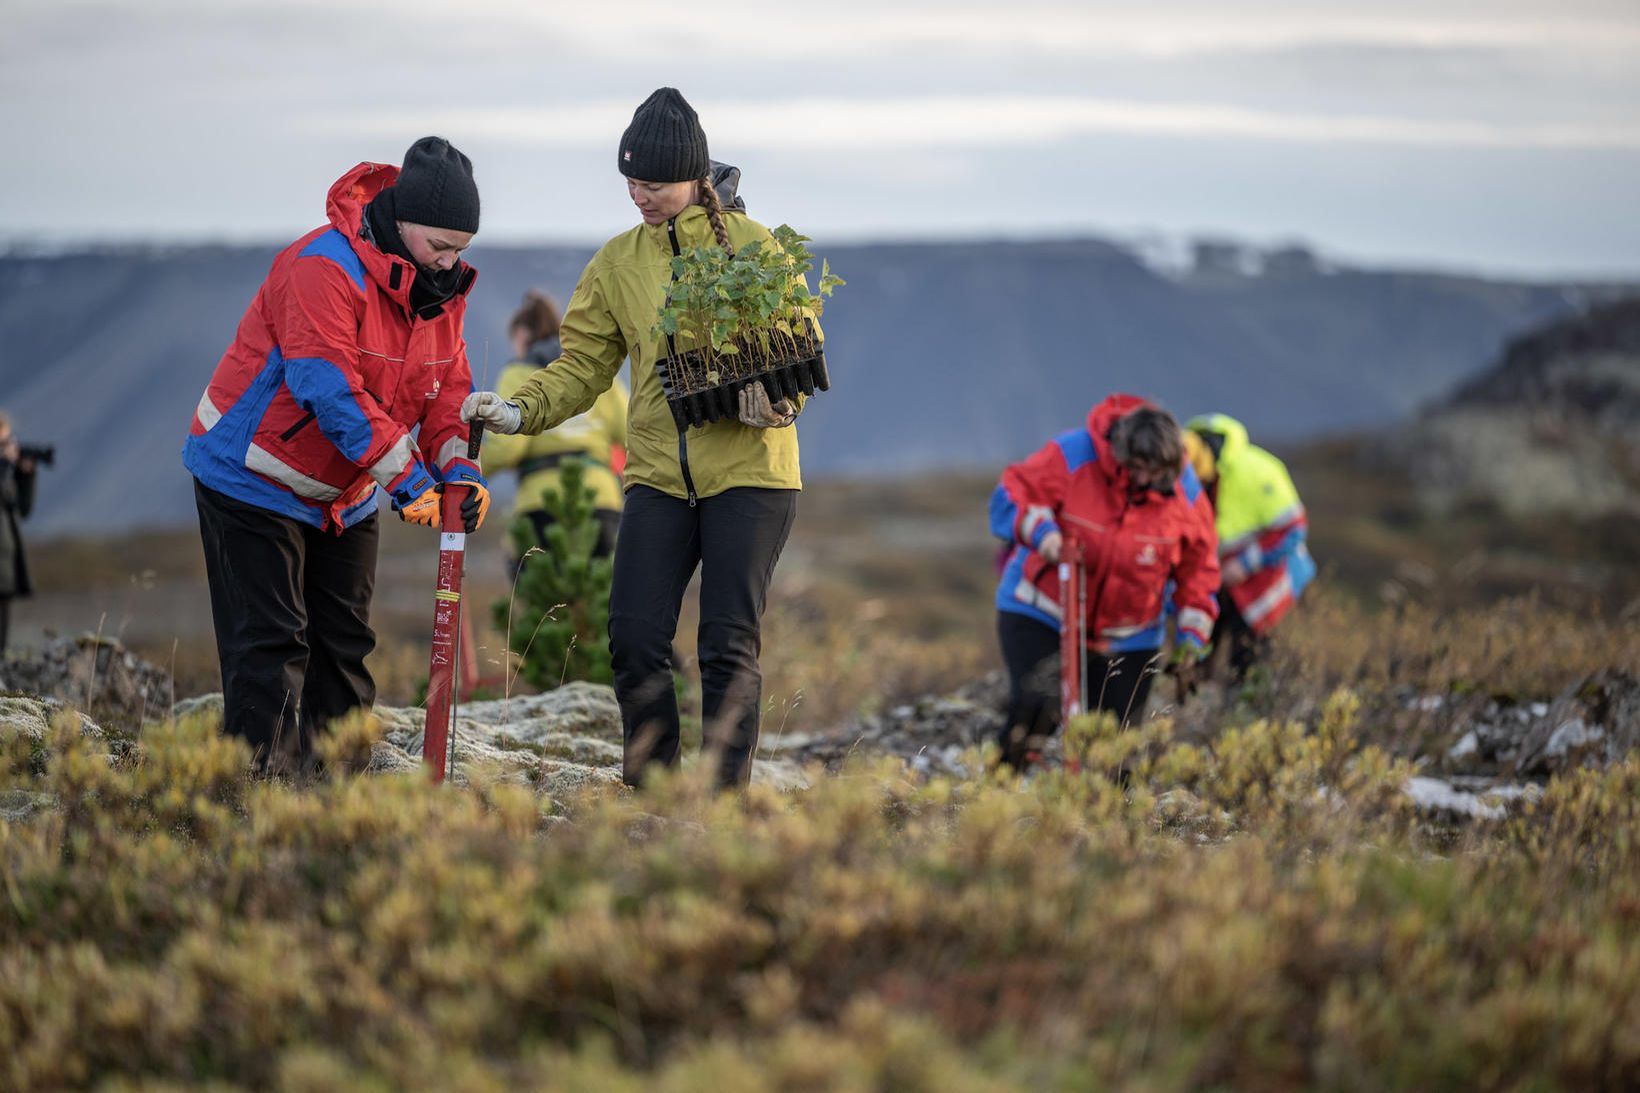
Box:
[1059,539,1087,726]
[423,422,483,783]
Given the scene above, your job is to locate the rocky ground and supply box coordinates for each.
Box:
[0,635,173,726]
[4,636,1637,824]
[755,665,1640,822]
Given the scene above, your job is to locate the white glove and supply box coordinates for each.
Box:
[461,391,523,435]
[738,383,796,428]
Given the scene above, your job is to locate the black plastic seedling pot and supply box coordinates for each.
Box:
[658,343,831,430]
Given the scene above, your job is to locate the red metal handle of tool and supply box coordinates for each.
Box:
[422,421,484,782]
[1059,538,1087,727]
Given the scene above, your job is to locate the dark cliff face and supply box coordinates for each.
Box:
[0,240,1622,534]
[1398,297,1640,519]
[1440,297,1640,429]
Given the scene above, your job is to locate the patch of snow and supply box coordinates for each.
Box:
[1447,731,1479,761]
[1480,784,1543,804]
[1404,776,1505,821]
[1544,718,1603,758]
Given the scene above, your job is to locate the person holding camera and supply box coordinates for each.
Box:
[0,411,41,655]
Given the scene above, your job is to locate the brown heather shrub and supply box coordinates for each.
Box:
[1173,589,1640,767]
[677,588,993,732]
[1273,589,1638,702]
[2,696,1639,1090]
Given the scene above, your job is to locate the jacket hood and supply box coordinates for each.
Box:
[1086,393,1152,454]
[325,161,475,311]
[326,161,397,239]
[709,160,746,212]
[1087,392,1152,487]
[1185,412,1249,467]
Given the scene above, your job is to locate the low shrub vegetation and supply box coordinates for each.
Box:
[3,664,1638,1089]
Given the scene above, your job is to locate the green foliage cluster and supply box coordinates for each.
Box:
[493,460,613,689]
[4,690,1640,1089]
[654,225,843,389]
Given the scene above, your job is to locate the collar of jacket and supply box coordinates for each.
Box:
[323,161,477,315]
[642,204,712,254]
[526,335,562,368]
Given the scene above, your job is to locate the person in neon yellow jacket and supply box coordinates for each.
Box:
[1184,413,1316,681]
[481,290,628,565]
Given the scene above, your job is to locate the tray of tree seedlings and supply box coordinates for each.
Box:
[654,225,843,429]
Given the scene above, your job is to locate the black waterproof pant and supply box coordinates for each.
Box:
[195,481,378,773]
[609,485,797,789]
[996,610,1158,764]
[1211,589,1267,683]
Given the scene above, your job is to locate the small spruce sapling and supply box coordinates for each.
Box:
[493,459,614,688]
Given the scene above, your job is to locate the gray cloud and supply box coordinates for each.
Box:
[2,0,1636,275]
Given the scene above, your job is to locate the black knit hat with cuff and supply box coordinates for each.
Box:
[394,136,480,234]
[618,88,710,182]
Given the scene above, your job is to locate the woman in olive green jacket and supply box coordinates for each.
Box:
[464,88,812,788]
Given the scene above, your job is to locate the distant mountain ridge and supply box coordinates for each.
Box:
[0,236,1626,534]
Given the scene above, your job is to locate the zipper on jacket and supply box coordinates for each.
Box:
[279,410,316,442]
[666,217,698,507]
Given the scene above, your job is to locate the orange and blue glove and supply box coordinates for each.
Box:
[387,461,441,528]
[441,458,491,533]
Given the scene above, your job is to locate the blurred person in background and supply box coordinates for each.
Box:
[0,411,39,655]
[481,289,628,571]
[989,395,1220,770]
[1183,414,1315,683]
[183,137,489,776]
[463,88,808,790]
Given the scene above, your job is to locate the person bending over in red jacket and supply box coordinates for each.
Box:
[183,137,490,776]
[988,394,1221,769]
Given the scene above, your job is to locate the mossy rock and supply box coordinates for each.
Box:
[0,788,56,822]
[458,682,623,743]
[167,693,224,725]
[0,694,104,744]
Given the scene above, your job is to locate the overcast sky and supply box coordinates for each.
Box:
[3,0,1637,276]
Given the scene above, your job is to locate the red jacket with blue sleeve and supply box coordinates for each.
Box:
[990,394,1221,652]
[183,161,476,530]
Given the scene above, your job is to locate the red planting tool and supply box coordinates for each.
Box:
[1059,538,1089,727]
[423,421,483,783]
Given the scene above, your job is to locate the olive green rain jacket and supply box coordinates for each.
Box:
[508,205,814,501]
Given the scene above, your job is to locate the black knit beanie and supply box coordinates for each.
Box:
[393,136,480,234]
[618,88,710,183]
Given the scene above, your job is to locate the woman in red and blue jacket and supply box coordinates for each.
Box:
[989,395,1220,767]
[182,137,490,774]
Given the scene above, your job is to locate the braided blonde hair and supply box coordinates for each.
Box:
[698,175,733,255]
